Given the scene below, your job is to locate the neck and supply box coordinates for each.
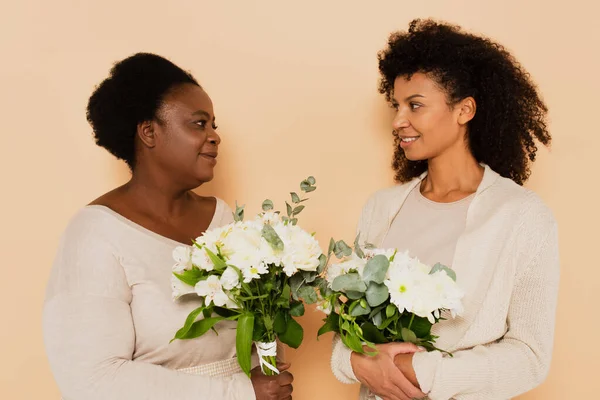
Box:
[124,164,194,218]
[423,147,484,196]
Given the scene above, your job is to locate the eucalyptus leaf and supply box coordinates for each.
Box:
[289,274,304,301]
[234,201,245,222]
[328,238,336,256]
[307,176,316,185]
[349,302,371,317]
[262,224,284,251]
[262,199,274,211]
[292,205,305,216]
[334,240,352,258]
[291,192,301,203]
[363,255,390,285]
[430,262,457,281]
[236,313,254,377]
[345,290,364,300]
[275,284,291,308]
[354,234,365,259]
[365,282,389,307]
[317,254,327,274]
[286,202,293,217]
[331,273,367,293]
[298,286,318,304]
[372,311,383,327]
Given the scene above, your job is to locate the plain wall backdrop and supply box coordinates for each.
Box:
[1,1,598,398]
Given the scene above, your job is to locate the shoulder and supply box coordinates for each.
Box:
[360,179,417,217]
[212,197,234,227]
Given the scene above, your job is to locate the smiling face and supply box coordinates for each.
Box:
[136,83,221,188]
[391,73,474,163]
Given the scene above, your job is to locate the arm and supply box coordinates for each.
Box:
[412,226,560,400]
[43,220,255,400]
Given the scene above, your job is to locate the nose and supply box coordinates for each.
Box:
[207,127,221,146]
[392,108,410,133]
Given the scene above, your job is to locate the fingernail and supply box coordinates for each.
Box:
[417,346,426,351]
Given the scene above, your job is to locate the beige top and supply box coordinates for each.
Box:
[43,199,257,400]
[381,184,473,267]
[331,166,560,400]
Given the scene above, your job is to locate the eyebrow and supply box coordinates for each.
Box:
[405,94,425,101]
[191,110,213,119]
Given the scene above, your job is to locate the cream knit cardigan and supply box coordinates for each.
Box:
[331,165,560,400]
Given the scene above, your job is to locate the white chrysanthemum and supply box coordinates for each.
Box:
[384,267,421,315]
[195,276,237,308]
[241,262,269,282]
[430,270,464,317]
[220,266,241,290]
[326,254,366,283]
[222,223,263,270]
[172,246,192,271]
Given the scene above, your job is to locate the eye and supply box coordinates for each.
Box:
[212,122,218,130]
[410,102,422,110]
[195,120,208,128]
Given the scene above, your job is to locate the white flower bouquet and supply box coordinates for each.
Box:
[315,237,464,354]
[170,177,325,376]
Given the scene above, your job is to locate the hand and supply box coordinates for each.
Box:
[350,343,426,400]
[251,362,294,400]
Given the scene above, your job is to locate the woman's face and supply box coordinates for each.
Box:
[144,83,221,187]
[391,73,472,162]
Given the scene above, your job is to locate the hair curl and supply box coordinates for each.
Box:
[86,53,199,169]
[378,19,550,185]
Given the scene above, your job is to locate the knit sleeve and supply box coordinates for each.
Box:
[43,211,255,400]
[412,223,560,399]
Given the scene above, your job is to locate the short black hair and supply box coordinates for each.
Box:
[378,19,550,185]
[86,53,199,169]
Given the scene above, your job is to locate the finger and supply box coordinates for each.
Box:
[388,367,421,400]
[277,371,294,386]
[277,362,291,372]
[280,383,293,397]
[384,342,421,357]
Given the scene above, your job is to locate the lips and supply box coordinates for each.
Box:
[199,152,218,164]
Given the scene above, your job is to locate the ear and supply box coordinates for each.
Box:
[137,120,156,148]
[457,97,476,126]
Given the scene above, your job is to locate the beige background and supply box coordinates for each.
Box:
[1,0,597,398]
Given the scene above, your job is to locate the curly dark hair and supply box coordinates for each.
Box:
[378,19,550,185]
[86,53,199,169]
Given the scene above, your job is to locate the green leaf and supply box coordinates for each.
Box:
[262,199,274,211]
[172,268,204,287]
[286,202,293,217]
[349,301,371,317]
[361,322,389,344]
[362,255,390,285]
[372,311,383,327]
[331,273,367,293]
[203,247,227,271]
[328,238,336,256]
[341,329,364,353]
[401,327,418,344]
[291,192,301,203]
[386,304,397,319]
[302,270,317,283]
[289,274,304,301]
[298,286,318,304]
[334,240,353,258]
[307,176,316,185]
[317,254,327,274]
[176,316,224,340]
[234,201,245,222]
[292,205,305,216]
[276,284,291,308]
[213,307,239,318]
[274,312,287,334]
[300,179,316,193]
[278,317,304,349]
[400,315,432,338]
[354,234,365,259]
[430,262,457,281]
[317,312,340,337]
[365,282,389,307]
[252,316,267,341]
[171,306,206,342]
[290,218,298,225]
[236,313,254,377]
[345,290,364,300]
[261,224,284,251]
[290,301,305,317]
